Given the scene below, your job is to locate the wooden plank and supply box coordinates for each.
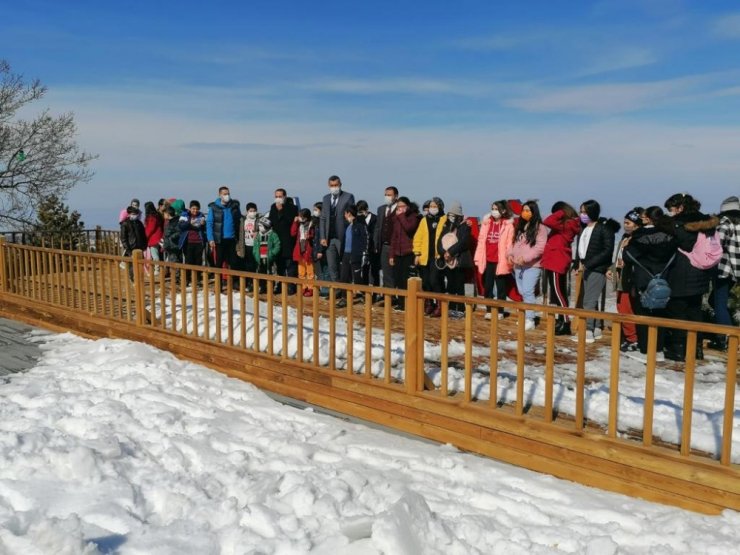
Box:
[575,316,586,430]
[346,290,354,375]
[544,312,555,423]
[296,282,303,362]
[722,335,738,465]
[365,291,372,379]
[239,276,246,349]
[464,303,472,403]
[214,273,222,343]
[280,284,287,358]
[383,294,391,384]
[644,325,658,446]
[608,322,622,438]
[267,283,274,356]
[516,310,525,415]
[681,331,697,457]
[203,270,210,340]
[312,284,318,365]
[440,301,449,397]
[328,287,336,372]
[159,265,166,330]
[228,278,235,347]
[489,306,499,408]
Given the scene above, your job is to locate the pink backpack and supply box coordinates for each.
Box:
[679,232,722,270]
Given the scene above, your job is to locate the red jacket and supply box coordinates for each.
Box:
[541,210,581,274]
[290,220,315,263]
[144,213,164,247]
[390,209,421,257]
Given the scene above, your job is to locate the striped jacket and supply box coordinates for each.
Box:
[717,210,740,281]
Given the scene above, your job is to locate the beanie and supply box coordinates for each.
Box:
[447,201,463,216]
[720,196,740,212]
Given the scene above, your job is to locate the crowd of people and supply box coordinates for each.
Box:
[118,176,740,362]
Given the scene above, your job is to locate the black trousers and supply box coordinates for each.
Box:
[664,294,703,350]
[212,238,239,270]
[338,253,365,298]
[275,255,297,294]
[443,266,466,312]
[483,261,508,301]
[391,253,414,309]
[633,294,667,354]
[183,243,204,284]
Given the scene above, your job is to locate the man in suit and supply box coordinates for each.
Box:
[319,175,355,281]
[374,186,399,295]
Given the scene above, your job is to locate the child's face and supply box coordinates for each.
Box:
[190,206,199,216]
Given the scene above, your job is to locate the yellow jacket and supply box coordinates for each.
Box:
[412,215,448,266]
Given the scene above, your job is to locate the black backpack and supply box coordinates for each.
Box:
[625,251,675,310]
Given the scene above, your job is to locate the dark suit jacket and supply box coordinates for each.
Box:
[319,190,355,243]
[374,203,397,254]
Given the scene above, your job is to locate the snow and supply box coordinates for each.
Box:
[1,331,739,553]
[155,288,740,462]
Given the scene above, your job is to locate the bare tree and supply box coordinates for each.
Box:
[0,60,96,228]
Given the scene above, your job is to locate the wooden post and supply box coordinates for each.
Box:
[95,225,102,253]
[405,277,421,394]
[0,237,6,293]
[132,249,146,327]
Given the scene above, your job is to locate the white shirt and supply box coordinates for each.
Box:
[578,225,595,259]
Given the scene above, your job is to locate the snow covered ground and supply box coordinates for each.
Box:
[152,288,740,462]
[0,330,739,554]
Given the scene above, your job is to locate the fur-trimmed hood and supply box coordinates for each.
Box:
[683,214,719,233]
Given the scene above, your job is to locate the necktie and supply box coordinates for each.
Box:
[332,196,337,209]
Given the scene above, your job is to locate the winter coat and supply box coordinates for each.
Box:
[252,231,281,267]
[363,212,378,254]
[311,217,326,262]
[290,220,315,263]
[611,233,636,292]
[507,223,548,269]
[668,212,719,297]
[541,210,581,274]
[206,198,241,243]
[474,216,516,275]
[389,208,422,257]
[624,225,677,292]
[717,210,740,281]
[347,218,369,265]
[144,213,164,247]
[162,218,181,253]
[178,210,207,249]
[576,219,618,275]
[236,214,259,258]
[437,219,474,269]
[319,190,355,243]
[269,199,299,259]
[375,203,396,253]
[120,218,147,256]
[413,214,447,267]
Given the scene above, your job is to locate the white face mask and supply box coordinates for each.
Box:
[384,195,394,205]
[312,209,320,217]
[247,210,257,218]
[329,186,340,196]
[275,197,285,205]
[429,207,439,216]
[221,194,230,203]
[491,209,501,219]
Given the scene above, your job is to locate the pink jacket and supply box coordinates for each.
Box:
[474,216,515,275]
[507,223,548,269]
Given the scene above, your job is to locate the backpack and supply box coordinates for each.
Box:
[625,252,675,310]
[679,231,722,270]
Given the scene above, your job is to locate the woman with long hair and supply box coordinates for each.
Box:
[507,200,548,330]
[474,200,516,320]
[542,201,581,334]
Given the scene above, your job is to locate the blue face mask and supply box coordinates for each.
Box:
[579,214,591,225]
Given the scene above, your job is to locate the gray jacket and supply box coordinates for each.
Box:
[319,190,355,243]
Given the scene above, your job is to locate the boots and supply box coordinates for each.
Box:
[664,344,686,362]
[707,335,728,352]
[555,320,571,336]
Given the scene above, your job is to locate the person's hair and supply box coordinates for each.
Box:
[218,186,229,194]
[514,200,542,246]
[665,193,701,214]
[165,206,176,218]
[144,201,157,216]
[246,202,257,211]
[274,188,287,197]
[493,200,511,219]
[313,201,322,210]
[356,200,369,212]
[385,186,399,197]
[643,205,664,224]
[624,206,644,226]
[581,199,601,221]
[344,203,357,218]
[429,196,444,212]
[299,208,311,220]
[551,201,578,222]
[127,205,140,215]
[189,200,200,209]
[422,199,431,209]
[328,175,342,186]
[158,198,165,207]
[397,196,411,207]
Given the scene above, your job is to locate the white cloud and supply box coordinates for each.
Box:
[300,77,491,97]
[712,12,740,39]
[577,47,659,76]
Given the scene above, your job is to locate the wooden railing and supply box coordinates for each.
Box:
[1,227,121,255]
[0,239,738,514]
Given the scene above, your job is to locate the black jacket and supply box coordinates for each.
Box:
[163,219,180,253]
[348,218,369,265]
[269,199,299,259]
[311,216,326,262]
[667,212,719,297]
[437,219,473,269]
[624,225,676,292]
[577,218,618,274]
[120,219,147,256]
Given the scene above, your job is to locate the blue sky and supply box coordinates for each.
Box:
[3,0,740,226]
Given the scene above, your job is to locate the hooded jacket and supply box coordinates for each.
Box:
[390,207,422,257]
[437,218,474,269]
[290,219,315,263]
[507,223,548,269]
[668,212,719,297]
[178,210,207,249]
[413,214,447,267]
[541,210,581,274]
[120,218,147,255]
[474,216,516,275]
[576,218,619,274]
[624,223,676,292]
[269,198,299,259]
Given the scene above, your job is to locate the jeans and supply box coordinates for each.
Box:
[582,271,606,331]
[714,277,734,327]
[514,266,541,320]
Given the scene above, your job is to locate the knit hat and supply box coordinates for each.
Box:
[259,216,272,230]
[624,209,642,224]
[720,196,740,212]
[447,201,463,217]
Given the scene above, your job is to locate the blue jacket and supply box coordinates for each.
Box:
[348,218,369,265]
[206,198,241,243]
[178,210,207,249]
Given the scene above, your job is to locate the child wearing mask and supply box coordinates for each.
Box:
[336,204,369,308]
[253,217,281,294]
[237,202,259,276]
[291,208,316,297]
[178,200,207,284]
[608,208,643,351]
